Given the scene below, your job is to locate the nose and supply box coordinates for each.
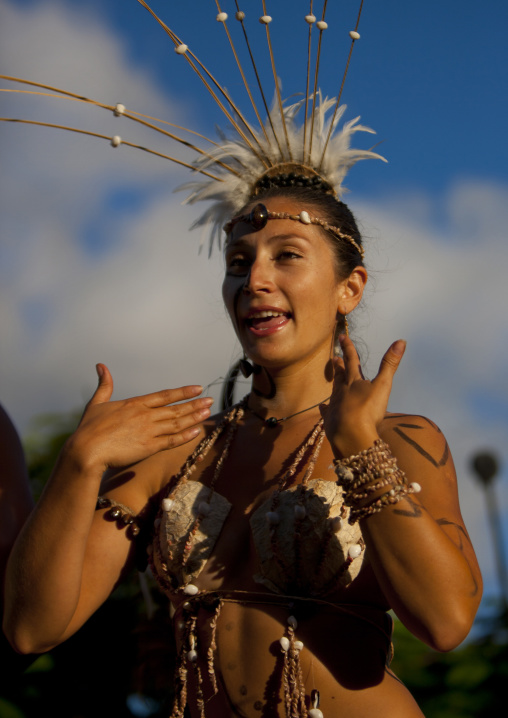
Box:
[242,256,273,295]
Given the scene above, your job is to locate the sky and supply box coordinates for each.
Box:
[1,0,508,621]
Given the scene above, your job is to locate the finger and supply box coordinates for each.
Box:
[89,363,114,406]
[156,425,203,452]
[374,340,406,387]
[331,356,346,385]
[142,384,204,409]
[153,396,214,423]
[155,404,212,436]
[338,335,363,382]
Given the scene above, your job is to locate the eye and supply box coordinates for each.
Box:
[225,254,250,275]
[277,250,302,261]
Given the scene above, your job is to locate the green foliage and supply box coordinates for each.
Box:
[22,410,81,500]
[391,613,508,717]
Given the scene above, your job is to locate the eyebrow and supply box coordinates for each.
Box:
[226,232,312,250]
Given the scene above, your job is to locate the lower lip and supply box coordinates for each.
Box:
[246,316,290,337]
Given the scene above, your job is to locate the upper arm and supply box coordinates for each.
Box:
[380,413,481,590]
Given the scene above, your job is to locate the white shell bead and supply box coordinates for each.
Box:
[299,210,311,224]
[287,615,298,629]
[336,465,354,482]
[110,135,122,147]
[186,649,198,662]
[294,640,304,651]
[316,20,328,30]
[113,103,125,117]
[260,15,272,24]
[410,482,422,493]
[266,511,280,526]
[294,505,306,520]
[235,11,245,21]
[348,543,362,560]
[216,12,228,22]
[349,30,361,40]
[305,14,316,24]
[198,501,211,516]
[162,498,174,512]
[331,516,343,532]
[175,44,188,55]
[279,636,290,652]
[184,583,199,596]
[309,710,324,718]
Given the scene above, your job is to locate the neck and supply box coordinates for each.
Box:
[249,351,334,417]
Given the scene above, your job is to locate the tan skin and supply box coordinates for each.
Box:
[3,197,481,717]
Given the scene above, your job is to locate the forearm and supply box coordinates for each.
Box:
[361,499,481,651]
[3,443,103,653]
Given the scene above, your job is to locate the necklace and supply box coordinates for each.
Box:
[247,395,331,428]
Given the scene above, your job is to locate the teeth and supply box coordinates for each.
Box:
[250,310,285,319]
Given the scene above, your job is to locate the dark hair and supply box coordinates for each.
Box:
[246,182,364,278]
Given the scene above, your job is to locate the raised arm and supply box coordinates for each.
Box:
[324,336,482,651]
[3,364,213,654]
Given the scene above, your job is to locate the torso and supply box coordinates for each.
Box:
[147,405,424,717]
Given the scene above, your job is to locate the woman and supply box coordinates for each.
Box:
[3,181,481,717]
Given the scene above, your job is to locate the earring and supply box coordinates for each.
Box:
[239,355,261,378]
[344,315,349,337]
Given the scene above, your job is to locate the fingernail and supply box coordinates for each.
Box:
[199,408,211,419]
[392,340,406,356]
[201,397,214,407]
[96,364,104,378]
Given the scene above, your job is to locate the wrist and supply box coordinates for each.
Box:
[333,439,422,524]
[59,433,107,478]
[331,424,380,459]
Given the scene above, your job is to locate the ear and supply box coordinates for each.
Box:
[337,266,368,315]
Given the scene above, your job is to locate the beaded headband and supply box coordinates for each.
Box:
[0,1,386,254]
[224,202,365,259]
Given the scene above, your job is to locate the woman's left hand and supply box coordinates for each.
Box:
[322,335,406,457]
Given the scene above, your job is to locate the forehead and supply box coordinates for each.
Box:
[226,196,327,248]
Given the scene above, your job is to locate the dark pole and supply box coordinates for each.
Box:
[471,452,508,610]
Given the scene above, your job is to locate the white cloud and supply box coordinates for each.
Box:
[1,0,507,609]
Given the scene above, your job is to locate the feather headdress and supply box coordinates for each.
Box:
[181,94,385,251]
[0,0,385,254]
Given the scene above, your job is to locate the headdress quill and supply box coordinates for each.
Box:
[0,0,386,254]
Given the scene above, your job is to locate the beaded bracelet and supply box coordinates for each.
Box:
[333,439,421,524]
[95,495,144,537]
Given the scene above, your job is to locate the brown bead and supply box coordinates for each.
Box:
[249,203,269,230]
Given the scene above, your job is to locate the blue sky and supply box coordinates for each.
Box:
[1,0,508,621]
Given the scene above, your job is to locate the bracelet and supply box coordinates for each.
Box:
[96,495,144,537]
[333,440,421,524]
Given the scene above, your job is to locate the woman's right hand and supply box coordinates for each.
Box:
[65,363,213,473]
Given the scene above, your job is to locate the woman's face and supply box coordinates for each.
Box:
[222,197,357,372]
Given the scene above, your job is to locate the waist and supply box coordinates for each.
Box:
[173,588,393,644]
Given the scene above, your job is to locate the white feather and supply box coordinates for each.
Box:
[177,93,386,254]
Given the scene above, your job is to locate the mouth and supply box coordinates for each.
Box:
[245,308,291,335]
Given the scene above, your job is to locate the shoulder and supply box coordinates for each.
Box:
[379,412,455,483]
